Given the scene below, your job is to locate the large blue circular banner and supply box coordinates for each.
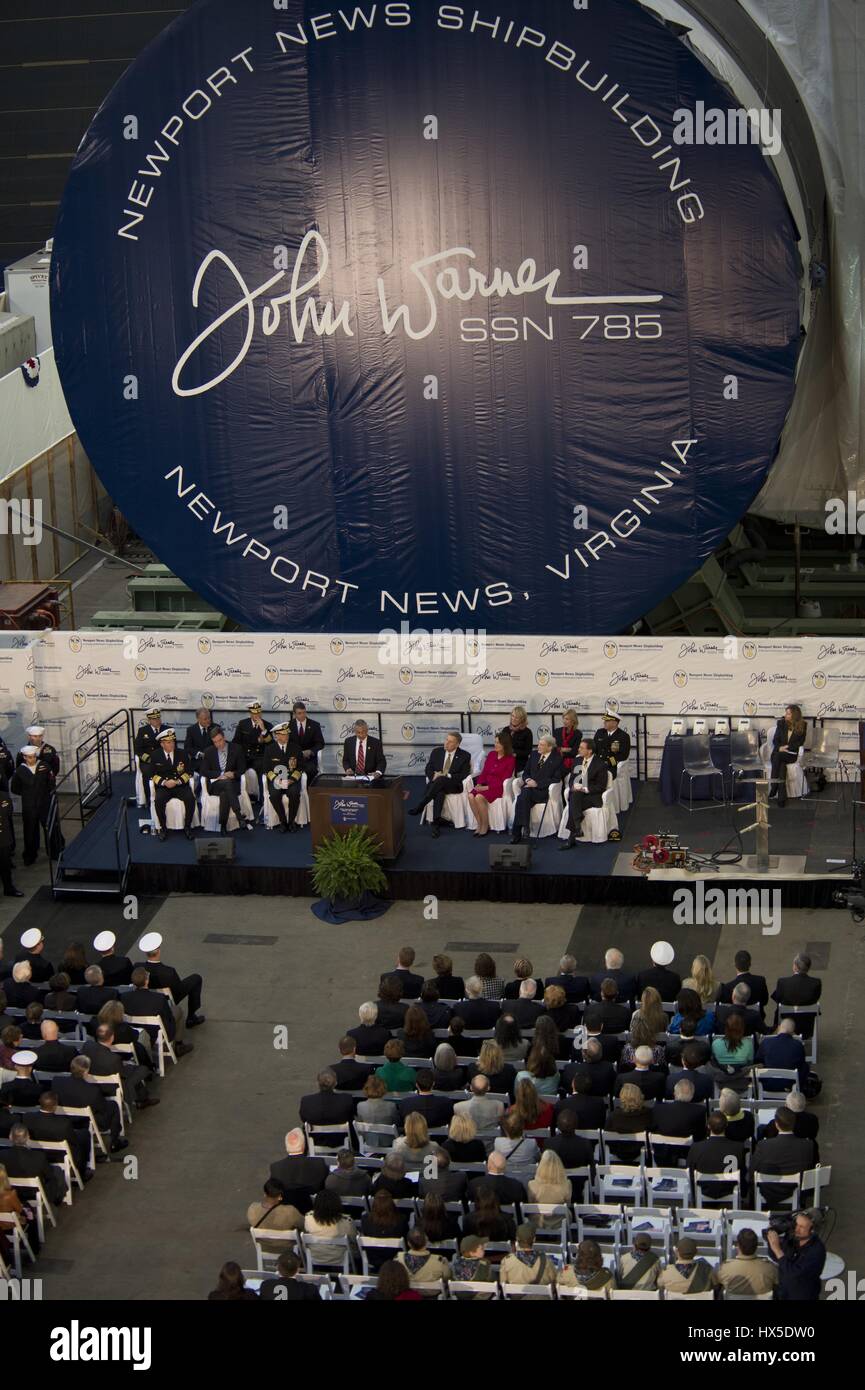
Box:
[51,0,800,633]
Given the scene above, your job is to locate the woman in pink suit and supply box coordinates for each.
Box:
[467,732,516,836]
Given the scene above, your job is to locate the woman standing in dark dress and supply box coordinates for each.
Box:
[503,706,533,775]
[770,704,807,807]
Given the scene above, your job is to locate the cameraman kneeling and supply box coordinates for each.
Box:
[767,1210,825,1301]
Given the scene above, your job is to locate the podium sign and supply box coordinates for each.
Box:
[310,776,405,860]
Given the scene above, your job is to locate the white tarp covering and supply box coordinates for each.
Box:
[0,347,74,483]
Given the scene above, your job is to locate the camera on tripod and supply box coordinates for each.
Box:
[832,857,865,922]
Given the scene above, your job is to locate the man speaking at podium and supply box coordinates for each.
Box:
[342,719,387,778]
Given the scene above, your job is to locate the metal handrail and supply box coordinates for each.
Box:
[114,795,131,896]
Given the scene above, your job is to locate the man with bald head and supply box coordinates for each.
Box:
[466,1150,526,1208]
[589,948,637,1005]
[36,1020,78,1073]
[510,735,562,844]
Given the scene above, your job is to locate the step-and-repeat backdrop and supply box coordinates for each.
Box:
[2,632,863,780]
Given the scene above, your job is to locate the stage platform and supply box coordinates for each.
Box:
[53,772,856,906]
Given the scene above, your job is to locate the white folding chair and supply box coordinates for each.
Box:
[500,1283,555,1299]
[678,1209,725,1261]
[446,1279,501,1299]
[27,1138,83,1203]
[558,775,618,844]
[198,780,254,833]
[693,1170,741,1208]
[249,1226,302,1271]
[353,1121,398,1155]
[304,1122,352,1156]
[9,1176,55,1244]
[754,1068,799,1100]
[625,1208,673,1255]
[801,1164,831,1206]
[609,1288,661,1301]
[421,775,474,829]
[597,1163,645,1205]
[303,1234,353,1274]
[776,1005,821,1064]
[123,1012,177,1077]
[358,1235,405,1274]
[644,1167,692,1208]
[260,772,309,829]
[724,1212,770,1259]
[753,1171,802,1211]
[664,1289,715,1301]
[0,1210,35,1277]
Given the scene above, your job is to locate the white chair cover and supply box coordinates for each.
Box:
[611,755,633,813]
[260,773,310,828]
[504,776,563,838]
[760,739,808,799]
[149,781,200,833]
[198,781,254,832]
[422,775,474,829]
[459,733,485,774]
[558,774,618,844]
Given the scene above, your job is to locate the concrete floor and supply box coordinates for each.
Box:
[1,869,858,1300]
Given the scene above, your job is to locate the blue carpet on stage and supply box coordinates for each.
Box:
[60,774,622,879]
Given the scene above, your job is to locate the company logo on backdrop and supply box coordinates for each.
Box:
[201,692,215,708]
[603,642,619,659]
[24,682,36,701]
[133,665,147,682]
[330,639,345,656]
[742,642,758,659]
[72,691,86,708]
[68,637,82,653]
[401,724,415,741]
[398,668,413,686]
[812,671,827,689]
[333,694,347,712]
[50,0,800,636]
[468,697,483,713]
[743,699,758,715]
[673,670,688,687]
[197,637,212,654]
[264,666,279,683]
[535,670,550,687]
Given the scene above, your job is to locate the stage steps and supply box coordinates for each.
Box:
[52,864,126,900]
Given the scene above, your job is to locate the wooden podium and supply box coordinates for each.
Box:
[309,776,406,860]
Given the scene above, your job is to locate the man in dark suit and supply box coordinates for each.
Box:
[554,1073,607,1130]
[125,966,189,1052]
[347,1004,391,1058]
[545,956,590,1004]
[636,941,681,1002]
[184,707,214,767]
[232,701,273,779]
[298,1070,355,1144]
[507,981,545,1030]
[577,1018,622,1066]
[425,955,464,1001]
[772,953,822,1034]
[330,1037,371,1092]
[380,946,424,1001]
[290,702,325,784]
[149,729,196,841]
[717,950,769,1017]
[93,930,133,987]
[562,1041,616,1098]
[755,1021,808,1091]
[752,1108,815,1178]
[510,737,562,843]
[451,979,500,1030]
[52,1056,127,1151]
[15,927,54,983]
[665,1044,714,1102]
[467,1152,526,1208]
[560,739,610,848]
[342,719,386,777]
[76,965,119,1017]
[324,1151,372,1198]
[417,1147,467,1203]
[613,1050,666,1102]
[4,962,41,1008]
[650,1079,707,1162]
[756,1092,818,1155]
[546,1109,596,1170]
[135,930,205,1028]
[201,727,253,833]
[688,1112,746,1200]
[408,733,472,837]
[593,712,631,779]
[595,980,631,1034]
[26,1090,91,1179]
[665,1019,711,1068]
[270,1129,328,1213]
[82,1022,159,1111]
[34,1021,78,1073]
[589,950,638,1005]
[397,1071,454,1129]
[417,983,452,1030]
[0,792,23,897]
[714,983,763,1038]
[4,1121,67,1204]
[375,977,408,1029]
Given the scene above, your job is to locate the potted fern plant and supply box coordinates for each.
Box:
[310,826,391,922]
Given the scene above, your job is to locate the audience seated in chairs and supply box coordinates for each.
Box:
[431,1043,467,1093]
[618,1233,662,1291]
[396,1226,452,1284]
[657,1238,719,1295]
[326,1150,372,1198]
[375,1040,417,1094]
[360,1188,409,1267]
[365,1260,423,1301]
[393,1111,436,1167]
[258,1251,322,1301]
[426,954,464,1002]
[669,987,715,1038]
[303,1189,356,1266]
[396,1004,435,1059]
[510,1077,554,1134]
[208,1262,258,1301]
[495,1014,528,1064]
[372,1154,414,1199]
[443,1113,487,1165]
[247,1178,303,1252]
[500,1224,558,1286]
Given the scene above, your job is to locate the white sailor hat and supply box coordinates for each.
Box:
[271,721,290,733]
[138,931,163,954]
[93,931,116,952]
[247,701,263,711]
[145,706,161,718]
[20,928,43,950]
[20,746,40,758]
[156,728,177,742]
[603,710,620,721]
[650,940,675,967]
[26,725,45,737]
[12,1051,38,1067]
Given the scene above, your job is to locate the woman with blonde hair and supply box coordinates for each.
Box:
[527,1148,570,1227]
[689,955,716,1005]
[394,1111,435,1166]
[471,1039,516,1097]
[604,1082,649,1163]
[770,703,807,807]
[503,706,533,774]
[443,1112,486,1164]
